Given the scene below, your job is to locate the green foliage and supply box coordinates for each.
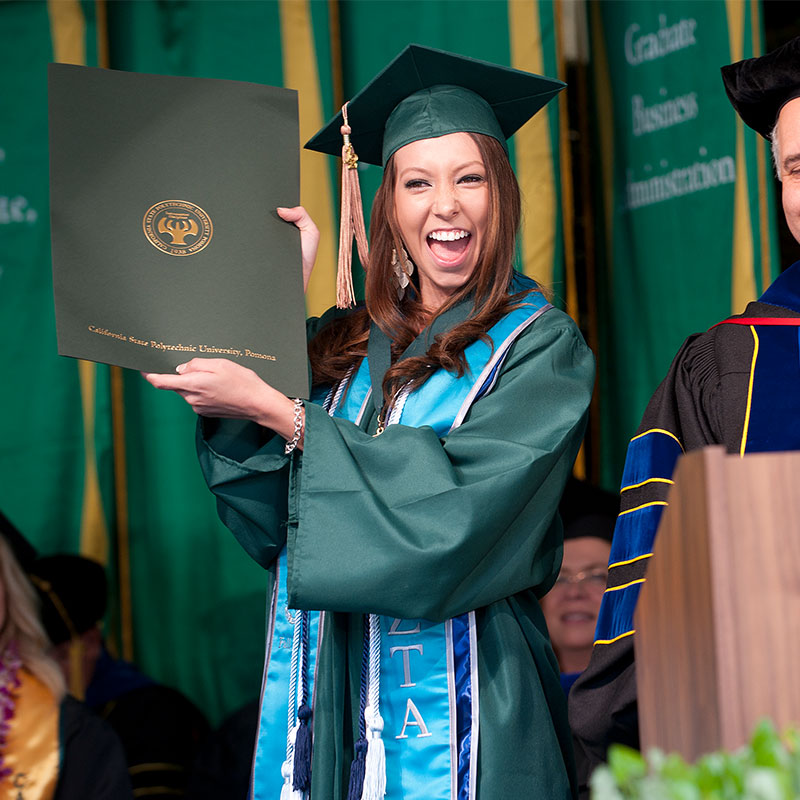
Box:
[591,720,800,800]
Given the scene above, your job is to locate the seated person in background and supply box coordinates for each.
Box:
[0,511,131,799]
[29,553,209,800]
[185,698,259,800]
[569,35,800,798]
[542,478,615,694]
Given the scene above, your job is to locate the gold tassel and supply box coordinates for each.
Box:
[337,103,369,308]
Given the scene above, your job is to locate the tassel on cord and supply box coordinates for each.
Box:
[347,739,368,800]
[361,614,386,799]
[280,727,304,800]
[293,611,312,792]
[281,609,305,799]
[337,103,370,309]
[346,615,370,800]
[361,707,385,800]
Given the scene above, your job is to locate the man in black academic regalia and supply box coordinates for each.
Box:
[569,36,800,798]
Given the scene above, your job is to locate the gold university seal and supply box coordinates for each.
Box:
[143,200,213,256]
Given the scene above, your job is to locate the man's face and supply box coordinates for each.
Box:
[777,97,800,245]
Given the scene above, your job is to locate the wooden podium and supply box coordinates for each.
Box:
[635,446,800,760]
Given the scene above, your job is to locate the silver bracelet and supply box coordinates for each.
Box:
[284,398,304,454]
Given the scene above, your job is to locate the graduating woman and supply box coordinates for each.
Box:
[146,46,594,800]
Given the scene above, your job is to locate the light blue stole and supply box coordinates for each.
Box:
[253,277,550,799]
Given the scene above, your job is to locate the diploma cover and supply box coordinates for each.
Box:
[49,63,309,398]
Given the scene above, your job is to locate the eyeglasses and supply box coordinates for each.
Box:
[552,569,607,591]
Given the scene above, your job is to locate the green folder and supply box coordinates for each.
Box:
[49,63,309,398]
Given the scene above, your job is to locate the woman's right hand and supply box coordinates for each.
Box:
[142,358,303,446]
[277,205,319,292]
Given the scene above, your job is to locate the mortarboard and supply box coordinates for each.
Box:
[558,478,617,543]
[29,553,108,700]
[306,43,565,167]
[304,44,565,308]
[28,554,108,645]
[721,36,800,139]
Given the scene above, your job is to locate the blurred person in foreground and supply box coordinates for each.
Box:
[569,36,800,798]
[145,45,594,799]
[0,512,131,798]
[29,553,209,799]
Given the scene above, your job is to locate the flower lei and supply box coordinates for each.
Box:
[0,642,22,781]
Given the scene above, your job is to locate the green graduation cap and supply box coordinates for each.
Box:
[305,43,565,167]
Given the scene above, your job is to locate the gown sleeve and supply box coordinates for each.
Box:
[194,309,347,568]
[568,329,727,797]
[199,310,594,622]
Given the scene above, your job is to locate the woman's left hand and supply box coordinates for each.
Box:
[277,205,319,291]
[143,359,301,443]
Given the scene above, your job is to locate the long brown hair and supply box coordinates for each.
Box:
[308,132,535,406]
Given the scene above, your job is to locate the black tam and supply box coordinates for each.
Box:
[721,35,800,139]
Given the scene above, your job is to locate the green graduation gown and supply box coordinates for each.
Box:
[196,303,594,799]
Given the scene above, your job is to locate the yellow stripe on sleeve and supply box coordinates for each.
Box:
[617,501,667,517]
[604,578,646,594]
[608,552,653,570]
[621,476,674,492]
[594,629,635,646]
[629,428,684,450]
[740,325,758,457]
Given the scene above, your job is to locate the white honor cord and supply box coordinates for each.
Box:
[361,613,386,800]
[281,609,304,799]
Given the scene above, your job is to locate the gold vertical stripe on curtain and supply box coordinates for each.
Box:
[727,0,756,313]
[508,0,556,288]
[96,0,109,69]
[48,0,86,64]
[589,1,615,283]
[111,366,133,659]
[49,0,109,564]
[279,0,338,317]
[552,0,585,480]
[96,0,134,659]
[751,0,771,294]
[76,361,109,565]
[553,0,578,321]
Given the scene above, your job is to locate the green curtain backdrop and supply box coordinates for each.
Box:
[589,0,779,489]
[1,0,576,726]
[0,3,114,560]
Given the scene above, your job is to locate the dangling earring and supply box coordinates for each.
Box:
[391,245,414,299]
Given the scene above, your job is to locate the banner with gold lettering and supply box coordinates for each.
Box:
[589,0,779,487]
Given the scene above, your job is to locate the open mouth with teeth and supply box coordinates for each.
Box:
[427,229,472,264]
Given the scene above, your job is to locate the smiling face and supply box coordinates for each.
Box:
[541,536,611,674]
[392,132,490,311]
[777,97,800,245]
